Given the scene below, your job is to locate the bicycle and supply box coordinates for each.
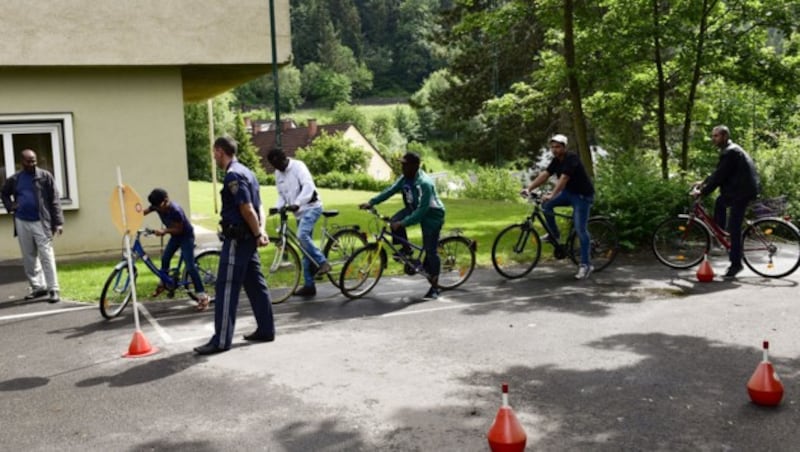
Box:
[491,192,619,279]
[99,228,221,319]
[338,206,476,299]
[652,193,800,278]
[261,206,368,304]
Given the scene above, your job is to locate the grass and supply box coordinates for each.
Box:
[59,181,532,303]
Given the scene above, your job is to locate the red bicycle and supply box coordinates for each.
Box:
[652,194,800,278]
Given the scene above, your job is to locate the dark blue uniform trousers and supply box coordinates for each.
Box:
[210,236,275,349]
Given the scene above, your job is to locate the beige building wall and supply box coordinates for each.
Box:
[343,128,393,181]
[0,68,189,259]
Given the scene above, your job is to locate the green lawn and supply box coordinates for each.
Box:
[59,181,533,303]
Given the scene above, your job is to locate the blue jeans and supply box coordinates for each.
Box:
[543,191,594,266]
[161,235,204,293]
[296,206,326,287]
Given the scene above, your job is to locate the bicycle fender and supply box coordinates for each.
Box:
[114,260,132,271]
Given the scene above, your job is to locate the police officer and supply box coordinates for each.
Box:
[194,137,276,355]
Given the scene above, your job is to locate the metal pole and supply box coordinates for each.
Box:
[207,99,218,214]
[269,0,282,150]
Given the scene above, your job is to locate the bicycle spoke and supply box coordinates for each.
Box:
[652,217,709,269]
[437,237,476,290]
[743,219,800,278]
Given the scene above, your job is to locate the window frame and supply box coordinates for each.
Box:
[0,113,79,213]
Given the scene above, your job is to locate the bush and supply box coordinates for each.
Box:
[593,153,687,249]
[295,131,370,174]
[755,136,800,216]
[460,167,520,202]
[316,171,387,191]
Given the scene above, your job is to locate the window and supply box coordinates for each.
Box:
[0,113,79,212]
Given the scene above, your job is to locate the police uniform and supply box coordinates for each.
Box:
[210,160,275,350]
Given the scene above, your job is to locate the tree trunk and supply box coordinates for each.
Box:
[563,0,594,178]
[653,0,669,180]
[680,0,716,172]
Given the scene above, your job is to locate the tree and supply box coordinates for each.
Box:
[232,112,269,183]
[184,93,236,181]
[295,131,370,174]
[234,65,304,112]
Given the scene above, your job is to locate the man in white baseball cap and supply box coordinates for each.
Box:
[521,134,596,279]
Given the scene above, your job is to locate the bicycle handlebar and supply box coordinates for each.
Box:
[268,205,299,216]
[359,205,392,222]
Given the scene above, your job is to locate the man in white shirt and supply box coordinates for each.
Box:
[266,148,331,297]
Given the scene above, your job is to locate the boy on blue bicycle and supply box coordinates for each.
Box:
[143,188,210,311]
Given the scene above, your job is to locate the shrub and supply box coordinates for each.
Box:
[755,136,800,216]
[316,171,386,191]
[593,153,687,249]
[295,131,370,175]
[460,167,520,202]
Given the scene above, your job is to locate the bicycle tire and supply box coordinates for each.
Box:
[323,228,368,289]
[567,217,619,272]
[339,244,385,299]
[261,238,301,304]
[436,236,476,290]
[491,223,541,279]
[652,216,710,269]
[742,218,800,278]
[185,249,220,303]
[99,263,138,319]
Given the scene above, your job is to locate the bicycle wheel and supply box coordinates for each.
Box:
[652,217,710,269]
[491,223,541,279]
[323,228,368,289]
[437,236,476,290]
[185,250,220,302]
[99,263,138,319]
[339,244,385,299]
[567,218,619,272]
[261,239,301,304]
[742,218,800,278]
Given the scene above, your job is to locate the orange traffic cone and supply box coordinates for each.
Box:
[487,383,527,452]
[123,329,158,358]
[696,254,714,282]
[747,341,783,406]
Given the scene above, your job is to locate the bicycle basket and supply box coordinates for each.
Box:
[751,196,787,218]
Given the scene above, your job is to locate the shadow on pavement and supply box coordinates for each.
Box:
[453,332,799,450]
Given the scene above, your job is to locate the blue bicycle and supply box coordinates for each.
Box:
[99,228,221,319]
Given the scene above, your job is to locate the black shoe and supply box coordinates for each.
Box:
[294,286,317,297]
[24,289,49,300]
[194,343,228,355]
[724,265,743,278]
[315,261,332,277]
[48,290,60,304]
[423,287,439,300]
[243,331,275,342]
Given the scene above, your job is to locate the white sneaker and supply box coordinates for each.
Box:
[575,264,594,280]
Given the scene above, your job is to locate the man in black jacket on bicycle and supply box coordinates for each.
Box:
[693,125,760,278]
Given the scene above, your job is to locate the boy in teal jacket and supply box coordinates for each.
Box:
[360,152,445,299]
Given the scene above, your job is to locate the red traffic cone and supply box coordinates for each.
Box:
[123,330,158,358]
[487,383,527,452]
[747,341,783,406]
[696,254,714,282]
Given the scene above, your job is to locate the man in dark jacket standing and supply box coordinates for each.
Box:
[694,125,760,278]
[1,149,64,302]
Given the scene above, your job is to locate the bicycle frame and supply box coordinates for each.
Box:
[684,200,731,249]
[125,230,188,290]
[267,208,326,271]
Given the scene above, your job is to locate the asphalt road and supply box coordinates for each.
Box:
[1,252,799,451]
